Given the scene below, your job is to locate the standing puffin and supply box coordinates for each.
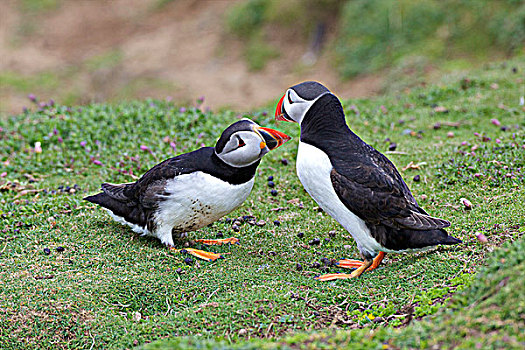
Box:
[85,119,290,261]
[275,81,461,280]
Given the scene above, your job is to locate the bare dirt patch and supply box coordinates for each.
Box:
[0,0,381,115]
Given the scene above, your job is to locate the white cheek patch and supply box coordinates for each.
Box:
[217,131,264,168]
[284,90,331,124]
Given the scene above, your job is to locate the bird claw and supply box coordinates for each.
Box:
[194,237,240,245]
[169,247,224,262]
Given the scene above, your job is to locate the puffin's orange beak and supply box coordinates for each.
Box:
[255,126,291,150]
[275,94,288,122]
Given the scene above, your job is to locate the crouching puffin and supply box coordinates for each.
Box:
[275,81,461,280]
[85,119,290,261]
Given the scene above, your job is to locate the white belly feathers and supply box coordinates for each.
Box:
[156,171,254,233]
[296,141,383,256]
[107,171,254,246]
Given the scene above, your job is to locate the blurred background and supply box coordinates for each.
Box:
[0,0,523,115]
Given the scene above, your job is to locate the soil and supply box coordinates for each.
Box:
[0,0,381,114]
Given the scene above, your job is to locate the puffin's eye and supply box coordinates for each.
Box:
[238,138,246,147]
[287,91,294,104]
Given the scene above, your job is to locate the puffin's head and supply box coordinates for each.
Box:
[275,81,331,124]
[215,119,291,167]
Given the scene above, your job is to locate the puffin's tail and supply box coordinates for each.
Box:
[440,234,462,245]
[84,182,136,219]
[407,228,462,249]
[84,192,127,216]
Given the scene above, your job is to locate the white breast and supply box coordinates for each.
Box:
[296,141,383,257]
[152,172,254,245]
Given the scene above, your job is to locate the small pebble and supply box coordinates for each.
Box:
[388,142,397,151]
[255,220,266,227]
[296,263,303,271]
[176,268,183,274]
[225,218,232,224]
[476,232,488,243]
[232,224,240,232]
[319,266,330,273]
[490,118,501,127]
[309,238,321,245]
[43,248,51,255]
[267,176,274,181]
[324,238,331,243]
[273,220,281,226]
[447,131,454,138]
[268,251,277,256]
[511,67,517,73]
[56,246,65,252]
[297,232,304,238]
[268,181,275,188]
[216,231,224,238]
[460,198,473,210]
[310,262,321,269]
[328,230,336,238]
[270,189,278,196]
[413,175,420,182]
[433,122,441,130]
[281,158,289,166]
[184,257,193,265]
[320,257,330,265]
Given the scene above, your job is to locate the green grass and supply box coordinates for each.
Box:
[1,58,524,349]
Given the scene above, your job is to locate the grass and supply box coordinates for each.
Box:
[0,58,524,349]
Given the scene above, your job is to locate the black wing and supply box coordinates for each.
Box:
[122,148,213,208]
[330,147,450,231]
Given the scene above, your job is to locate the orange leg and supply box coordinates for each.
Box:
[194,237,240,245]
[169,247,224,262]
[337,251,385,271]
[168,237,240,262]
[316,252,386,281]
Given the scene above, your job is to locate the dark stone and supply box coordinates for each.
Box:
[388,142,397,151]
[310,262,321,269]
[309,238,321,245]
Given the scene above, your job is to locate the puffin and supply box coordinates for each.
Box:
[85,119,290,261]
[275,81,461,280]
